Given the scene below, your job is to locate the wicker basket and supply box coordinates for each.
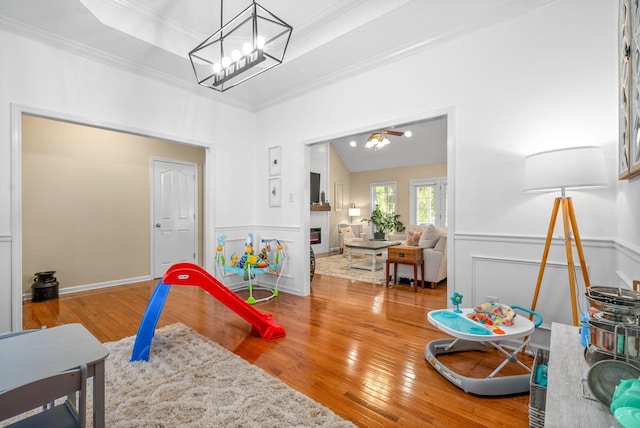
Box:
[529,348,549,428]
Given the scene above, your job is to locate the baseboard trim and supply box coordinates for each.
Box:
[22,275,153,301]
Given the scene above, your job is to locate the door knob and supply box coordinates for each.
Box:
[155,223,161,228]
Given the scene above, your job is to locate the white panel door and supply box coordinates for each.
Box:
[153,160,197,278]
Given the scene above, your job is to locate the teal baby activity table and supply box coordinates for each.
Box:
[426,306,542,396]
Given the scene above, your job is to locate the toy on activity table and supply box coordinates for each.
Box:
[215,233,286,304]
[450,292,463,313]
[465,302,517,335]
[467,312,505,335]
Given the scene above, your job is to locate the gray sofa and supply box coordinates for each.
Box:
[387,225,447,288]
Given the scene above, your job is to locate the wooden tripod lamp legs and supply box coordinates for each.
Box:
[530,197,591,326]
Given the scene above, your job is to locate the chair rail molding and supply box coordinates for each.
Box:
[454,231,614,248]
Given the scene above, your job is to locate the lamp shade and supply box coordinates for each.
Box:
[523,146,608,192]
[348,207,361,217]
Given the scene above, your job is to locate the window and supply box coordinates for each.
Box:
[410,178,447,227]
[369,181,397,217]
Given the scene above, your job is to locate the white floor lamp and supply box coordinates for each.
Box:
[523,146,607,326]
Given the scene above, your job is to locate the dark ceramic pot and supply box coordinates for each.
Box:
[31,271,59,302]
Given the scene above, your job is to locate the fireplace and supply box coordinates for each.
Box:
[310,228,321,245]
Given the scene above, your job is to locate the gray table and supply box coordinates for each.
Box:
[545,322,617,427]
[0,323,109,428]
[345,240,400,272]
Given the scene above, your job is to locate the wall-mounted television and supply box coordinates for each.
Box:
[310,172,320,204]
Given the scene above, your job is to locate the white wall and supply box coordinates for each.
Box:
[0,30,258,331]
[310,143,329,254]
[2,0,637,345]
[256,0,626,344]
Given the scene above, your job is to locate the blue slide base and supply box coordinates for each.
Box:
[130,281,171,361]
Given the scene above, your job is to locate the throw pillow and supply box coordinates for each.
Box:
[341,226,355,238]
[405,230,421,246]
[419,224,443,248]
[434,235,446,252]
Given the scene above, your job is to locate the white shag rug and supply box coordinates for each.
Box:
[1,324,356,428]
[100,323,356,427]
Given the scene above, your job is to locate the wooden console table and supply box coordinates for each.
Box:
[545,322,616,427]
[386,245,424,292]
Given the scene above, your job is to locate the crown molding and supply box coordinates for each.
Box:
[251,0,558,111]
[0,15,253,111]
[0,0,559,113]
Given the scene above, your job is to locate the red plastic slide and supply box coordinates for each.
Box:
[163,262,286,339]
[131,262,285,361]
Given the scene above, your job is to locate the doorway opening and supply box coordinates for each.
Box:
[11,107,210,331]
[305,109,454,261]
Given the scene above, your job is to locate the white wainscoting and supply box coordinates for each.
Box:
[215,225,305,296]
[0,234,13,332]
[615,239,640,287]
[471,255,586,328]
[454,232,623,348]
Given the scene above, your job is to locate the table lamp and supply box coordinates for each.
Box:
[348,203,360,224]
[523,146,607,326]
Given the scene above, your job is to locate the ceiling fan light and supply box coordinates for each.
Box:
[404,131,412,138]
[363,129,409,149]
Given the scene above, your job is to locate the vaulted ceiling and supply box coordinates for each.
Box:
[0,0,554,112]
[329,115,448,172]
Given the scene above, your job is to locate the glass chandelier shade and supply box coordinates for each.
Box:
[189,1,292,92]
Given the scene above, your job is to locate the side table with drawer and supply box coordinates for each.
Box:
[386,245,424,292]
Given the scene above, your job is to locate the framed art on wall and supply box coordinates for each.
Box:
[620,0,631,178]
[619,0,640,179]
[269,146,282,176]
[269,177,282,207]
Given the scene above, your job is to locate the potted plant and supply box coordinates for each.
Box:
[362,204,405,239]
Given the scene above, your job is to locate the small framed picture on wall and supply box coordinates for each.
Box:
[269,146,282,176]
[269,177,282,207]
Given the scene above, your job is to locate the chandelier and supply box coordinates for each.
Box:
[189,0,292,92]
[364,130,412,150]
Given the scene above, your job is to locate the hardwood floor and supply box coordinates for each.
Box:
[23,271,532,427]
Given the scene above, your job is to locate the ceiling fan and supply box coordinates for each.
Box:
[365,129,412,150]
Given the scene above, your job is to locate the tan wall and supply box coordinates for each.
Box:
[350,162,447,235]
[328,145,352,249]
[326,160,447,251]
[22,115,205,293]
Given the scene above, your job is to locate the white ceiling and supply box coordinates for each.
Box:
[328,115,448,172]
[0,0,553,112]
